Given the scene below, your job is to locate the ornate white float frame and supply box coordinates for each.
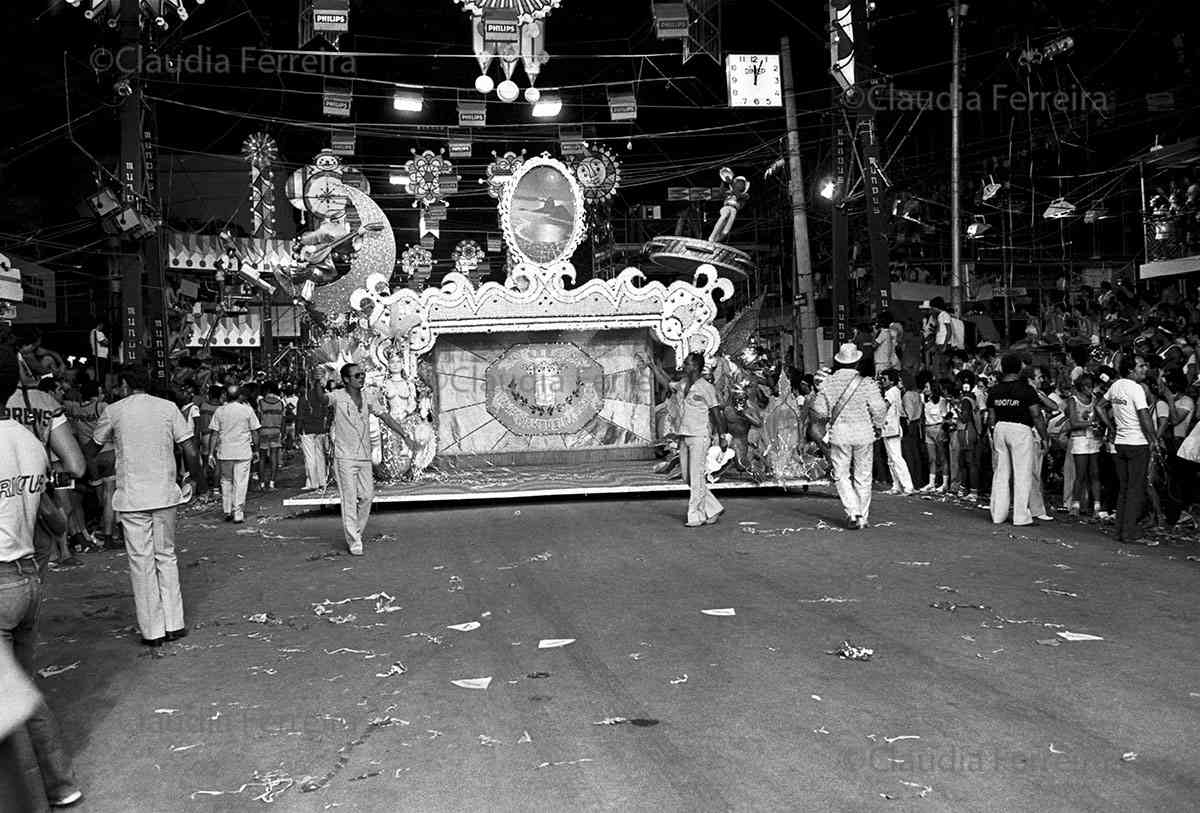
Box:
[349,154,736,378]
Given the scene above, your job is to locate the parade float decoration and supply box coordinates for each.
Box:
[403,148,460,248]
[644,166,755,281]
[480,150,525,199]
[456,0,556,101]
[400,244,434,291]
[343,153,734,466]
[241,132,279,239]
[451,239,487,285]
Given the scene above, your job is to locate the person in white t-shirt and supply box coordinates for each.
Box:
[207,387,260,523]
[0,347,84,807]
[879,369,914,494]
[1098,355,1159,545]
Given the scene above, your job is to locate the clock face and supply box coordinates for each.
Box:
[726,53,783,108]
[304,174,348,218]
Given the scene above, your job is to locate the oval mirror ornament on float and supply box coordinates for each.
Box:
[501,155,585,268]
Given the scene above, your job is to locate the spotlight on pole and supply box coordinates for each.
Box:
[819,179,835,200]
[966,215,991,238]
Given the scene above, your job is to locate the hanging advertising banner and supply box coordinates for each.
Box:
[457,101,486,127]
[323,82,353,117]
[482,10,520,43]
[449,140,472,158]
[312,0,350,32]
[7,256,56,324]
[330,128,356,155]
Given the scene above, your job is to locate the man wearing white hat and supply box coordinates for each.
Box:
[811,343,888,529]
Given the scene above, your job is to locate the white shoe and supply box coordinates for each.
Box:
[1034,514,1053,522]
[884,488,901,495]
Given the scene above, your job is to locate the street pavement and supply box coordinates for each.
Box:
[28,464,1200,812]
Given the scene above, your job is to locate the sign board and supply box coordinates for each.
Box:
[323,88,352,117]
[482,11,520,42]
[449,141,472,158]
[11,258,56,324]
[608,90,637,121]
[992,286,1028,297]
[652,2,689,39]
[458,101,486,127]
[561,141,587,156]
[312,0,349,32]
[330,129,356,155]
[486,235,502,253]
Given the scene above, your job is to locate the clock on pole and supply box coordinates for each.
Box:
[726,54,783,107]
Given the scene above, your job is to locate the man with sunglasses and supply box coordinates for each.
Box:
[328,363,408,555]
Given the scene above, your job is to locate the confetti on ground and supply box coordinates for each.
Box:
[930,601,991,612]
[1049,744,1065,754]
[738,521,758,526]
[922,511,934,516]
[451,677,492,690]
[375,662,407,678]
[894,561,931,567]
[1040,588,1080,598]
[447,622,481,632]
[189,770,295,803]
[798,596,859,604]
[936,586,959,593]
[1056,631,1104,642]
[326,615,357,624]
[247,612,283,625]
[701,608,736,616]
[811,695,822,701]
[593,717,628,726]
[526,671,551,679]
[478,735,503,747]
[170,743,202,752]
[536,758,594,769]
[1036,639,1061,647]
[669,674,688,685]
[517,730,532,744]
[36,662,80,678]
[538,638,575,649]
[1121,752,1138,762]
[884,735,920,744]
[829,641,874,661]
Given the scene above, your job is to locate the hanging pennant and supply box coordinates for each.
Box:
[240,132,278,239]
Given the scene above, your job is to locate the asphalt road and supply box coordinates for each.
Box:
[27,476,1200,812]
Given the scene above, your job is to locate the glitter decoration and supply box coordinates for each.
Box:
[241,132,279,239]
[404,149,457,209]
[481,150,526,200]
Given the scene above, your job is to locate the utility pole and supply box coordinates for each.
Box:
[851,0,890,320]
[780,36,819,371]
[116,0,144,367]
[116,0,169,383]
[949,2,965,316]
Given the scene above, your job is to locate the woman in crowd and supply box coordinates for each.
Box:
[1066,373,1104,517]
[920,376,950,492]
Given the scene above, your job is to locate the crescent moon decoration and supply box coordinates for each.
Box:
[309,184,396,315]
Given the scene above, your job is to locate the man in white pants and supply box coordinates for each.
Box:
[986,354,1048,526]
[328,364,408,555]
[91,364,204,646]
[297,376,330,490]
[811,344,888,529]
[879,369,914,494]
[207,387,259,523]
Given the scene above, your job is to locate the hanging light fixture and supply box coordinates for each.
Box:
[981,175,1001,201]
[474,74,495,94]
[524,86,542,103]
[1043,197,1076,219]
[819,179,836,200]
[1082,199,1114,223]
[531,91,562,118]
[966,215,992,238]
[392,88,423,112]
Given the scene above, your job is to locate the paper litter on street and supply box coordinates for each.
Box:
[447,622,481,632]
[538,638,576,649]
[701,608,736,616]
[517,730,532,744]
[36,662,80,678]
[669,674,688,684]
[829,641,873,660]
[375,661,407,678]
[1056,631,1104,642]
[451,677,493,690]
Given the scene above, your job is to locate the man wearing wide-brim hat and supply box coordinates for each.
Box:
[810,343,888,529]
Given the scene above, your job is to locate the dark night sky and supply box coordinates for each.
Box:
[1,1,1195,266]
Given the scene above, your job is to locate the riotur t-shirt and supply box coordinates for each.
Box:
[1104,378,1149,446]
[987,380,1039,426]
